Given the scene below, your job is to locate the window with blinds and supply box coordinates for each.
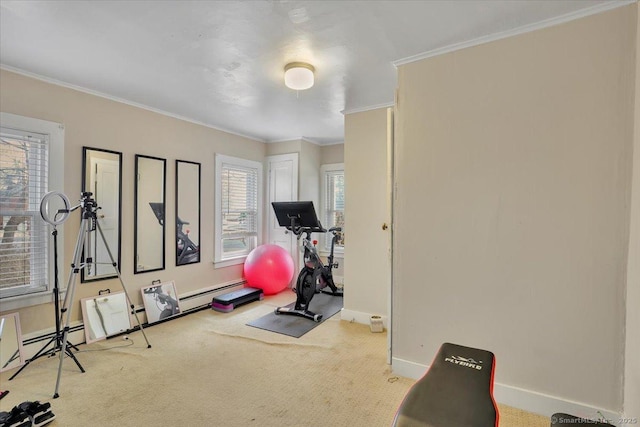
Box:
[215,154,262,263]
[322,164,345,251]
[0,128,49,298]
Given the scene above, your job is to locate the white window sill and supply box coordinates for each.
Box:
[213,256,247,269]
[0,290,63,312]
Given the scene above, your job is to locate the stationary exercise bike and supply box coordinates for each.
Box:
[271,201,343,322]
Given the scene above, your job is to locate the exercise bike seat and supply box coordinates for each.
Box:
[329,226,342,233]
[393,342,498,427]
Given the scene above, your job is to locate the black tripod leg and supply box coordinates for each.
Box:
[54,331,81,353]
[65,341,81,352]
[8,335,57,380]
[63,346,85,373]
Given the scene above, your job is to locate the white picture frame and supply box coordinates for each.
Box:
[81,292,132,344]
[141,281,181,324]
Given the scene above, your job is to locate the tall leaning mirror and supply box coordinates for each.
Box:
[82,147,122,282]
[134,154,166,274]
[176,160,201,266]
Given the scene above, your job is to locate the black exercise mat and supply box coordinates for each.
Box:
[247,292,343,338]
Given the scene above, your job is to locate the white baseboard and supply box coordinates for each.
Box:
[391,357,622,426]
[495,383,622,426]
[391,356,427,378]
[340,307,388,329]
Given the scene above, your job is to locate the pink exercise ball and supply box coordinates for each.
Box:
[243,244,294,295]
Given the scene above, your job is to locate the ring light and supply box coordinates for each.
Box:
[40,191,71,226]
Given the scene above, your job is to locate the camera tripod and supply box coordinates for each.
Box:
[18,191,152,398]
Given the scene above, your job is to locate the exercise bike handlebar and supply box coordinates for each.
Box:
[287,225,326,237]
[288,226,342,235]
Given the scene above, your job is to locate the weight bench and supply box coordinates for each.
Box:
[393,342,499,427]
[211,287,263,313]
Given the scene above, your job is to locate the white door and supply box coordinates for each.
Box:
[267,153,299,261]
[91,158,119,276]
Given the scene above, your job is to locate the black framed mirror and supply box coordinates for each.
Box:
[176,160,201,266]
[81,147,122,282]
[134,154,166,274]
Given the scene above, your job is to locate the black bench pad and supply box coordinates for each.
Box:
[393,342,499,427]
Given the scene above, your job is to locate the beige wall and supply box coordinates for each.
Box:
[624,5,640,419]
[394,5,636,413]
[320,143,344,165]
[299,140,321,207]
[0,69,266,334]
[344,108,390,320]
[265,140,301,157]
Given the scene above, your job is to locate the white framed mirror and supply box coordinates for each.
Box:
[0,312,25,373]
[80,291,132,344]
[134,154,166,274]
[82,147,122,282]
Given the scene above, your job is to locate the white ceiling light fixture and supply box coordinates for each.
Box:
[284,62,315,90]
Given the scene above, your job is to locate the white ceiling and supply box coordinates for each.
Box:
[0,0,626,144]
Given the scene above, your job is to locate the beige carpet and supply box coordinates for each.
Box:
[0,292,549,426]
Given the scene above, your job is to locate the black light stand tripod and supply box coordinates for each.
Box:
[17,191,152,398]
[8,192,83,381]
[8,206,84,381]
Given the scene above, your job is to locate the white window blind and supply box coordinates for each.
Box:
[322,164,345,251]
[0,128,49,298]
[215,154,262,264]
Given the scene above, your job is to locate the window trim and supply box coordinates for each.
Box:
[214,154,262,268]
[320,163,345,255]
[0,112,65,311]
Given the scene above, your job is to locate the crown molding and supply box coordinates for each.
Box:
[341,102,394,116]
[393,0,636,67]
[0,64,266,143]
[265,136,344,146]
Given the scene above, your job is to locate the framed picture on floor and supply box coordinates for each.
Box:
[141,281,181,324]
[81,291,132,344]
